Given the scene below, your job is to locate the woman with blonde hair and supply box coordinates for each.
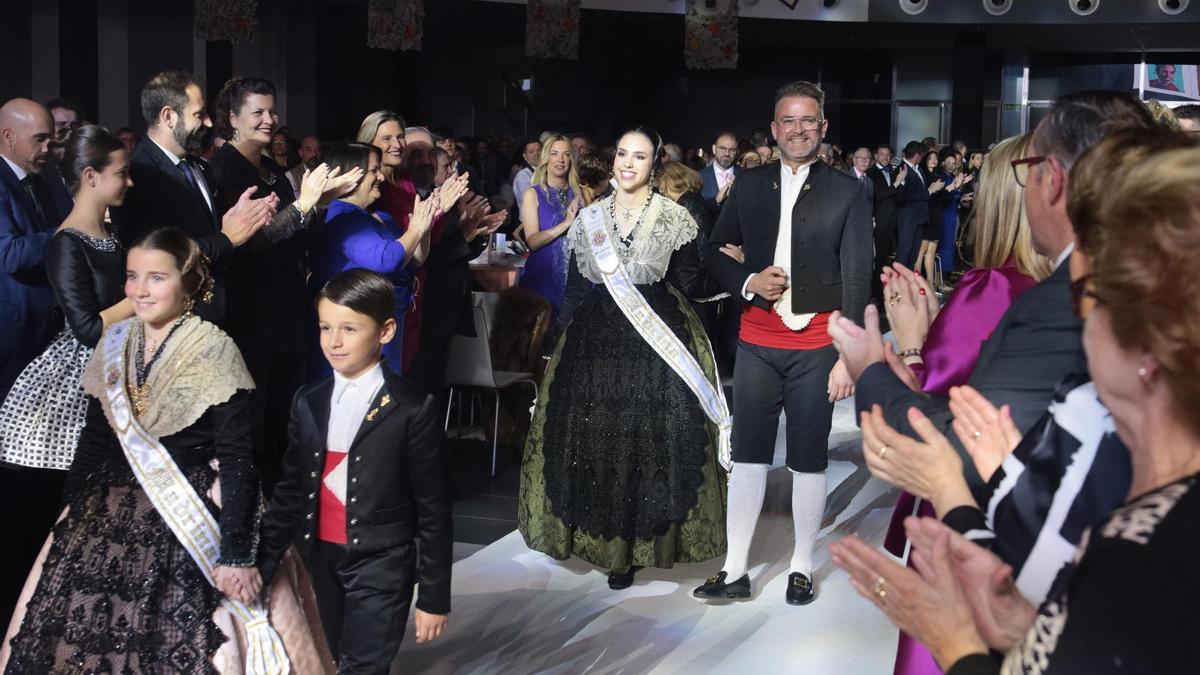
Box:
[355,110,469,372]
[873,133,1053,675]
[518,134,582,314]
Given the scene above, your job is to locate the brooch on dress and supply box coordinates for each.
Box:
[106,368,119,388]
[591,231,608,246]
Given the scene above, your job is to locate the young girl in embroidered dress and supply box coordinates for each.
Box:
[518,127,729,590]
[0,227,331,674]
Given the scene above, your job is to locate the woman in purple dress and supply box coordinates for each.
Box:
[518,134,582,315]
[878,133,1052,675]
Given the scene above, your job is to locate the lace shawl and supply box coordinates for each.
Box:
[566,193,699,285]
[82,316,255,439]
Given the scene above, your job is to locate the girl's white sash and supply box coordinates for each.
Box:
[582,207,733,470]
[99,322,289,675]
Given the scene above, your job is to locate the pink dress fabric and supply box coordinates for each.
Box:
[883,261,1037,675]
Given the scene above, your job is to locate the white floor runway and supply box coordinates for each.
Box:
[394,399,903,674]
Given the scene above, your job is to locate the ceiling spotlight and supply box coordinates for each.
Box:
[900,0,928,16]
[1159,0,1188,14]
[1068,0,1099,16]
[984,0,1012,15]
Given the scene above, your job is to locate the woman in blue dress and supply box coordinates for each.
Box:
[518,134,582,315]
[935,148,971,284]
[307,143,437,378]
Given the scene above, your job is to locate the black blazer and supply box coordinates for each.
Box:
[895,160,930,230]
[855,260,1087,487]
[258,370,452,615]
[110,139,232,319]
[703,160,873,323]
[867,165,898,233]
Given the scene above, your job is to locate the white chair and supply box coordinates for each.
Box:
[444,303,538,475]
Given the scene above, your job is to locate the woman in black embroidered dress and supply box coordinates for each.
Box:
[518,127,727,590]
[0,228,331,674]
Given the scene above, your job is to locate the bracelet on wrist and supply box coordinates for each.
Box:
[897,347,922,359]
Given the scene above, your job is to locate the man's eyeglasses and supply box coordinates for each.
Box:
[778,116,824,131]
[1070,273,1104,320]
[1011,156,1047,187]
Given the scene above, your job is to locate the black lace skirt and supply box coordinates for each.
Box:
[4,459,226,675]
[540,282,712,541]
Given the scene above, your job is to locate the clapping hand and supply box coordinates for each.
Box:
[860,403,963,501]
[882,264,935,355]
[213,565,263,606]
[438,173,470,212]
[948,385,1022,482]
[296,163,333,212]
[409,192,438,235]
[563,196,581,226]
[827,304,886,382]
[323,166,364,200]
[829,531,987,669]
[904,517,1037,652]
[929,179,946,194]
[221,186,276,247]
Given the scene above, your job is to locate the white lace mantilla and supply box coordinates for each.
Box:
[567,194,698,285]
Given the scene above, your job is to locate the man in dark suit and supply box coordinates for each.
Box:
[694,81,872,605]
[699,131,740,215]
[0,98,73,396]
[831,91,1156,487]
[893,140,932,269]
[0,96,74,627]
[402,126,502,395]
[867,144,901,315]
[110,71,274,323]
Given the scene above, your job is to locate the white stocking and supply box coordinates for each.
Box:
[720,462,769,580]
[789,470,827,576]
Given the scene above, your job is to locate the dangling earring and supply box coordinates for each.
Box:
[1138,366,1154,387]
[184,296,195,316]
[232,128,240,142]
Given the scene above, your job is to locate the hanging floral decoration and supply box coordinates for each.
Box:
[368,0,425,51]
[194,0,258,43]
[685,0,738,70]
[526,0,580,60]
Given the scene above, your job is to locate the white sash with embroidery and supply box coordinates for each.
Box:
[99,323,289,675]
[581,207,733,470]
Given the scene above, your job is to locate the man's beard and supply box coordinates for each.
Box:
[715,157,734,170]
[175,123,205,155]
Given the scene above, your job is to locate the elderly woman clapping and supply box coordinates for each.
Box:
[830,130,1200,674]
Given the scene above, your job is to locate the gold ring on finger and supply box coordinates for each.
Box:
[973,431,982,440]
[878,445,889,460]
[872,576,887,599]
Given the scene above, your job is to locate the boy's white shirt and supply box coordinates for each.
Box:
[323,362,386,504]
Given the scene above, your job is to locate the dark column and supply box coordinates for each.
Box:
[950,32,986,148]
[59,0,99,119]
[0,0,33,102]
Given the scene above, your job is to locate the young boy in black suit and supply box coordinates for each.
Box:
[258,269,451,674]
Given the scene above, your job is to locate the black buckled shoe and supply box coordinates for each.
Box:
[608,566,641,590]
[692,571,751,600]
[786,572,815,605]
